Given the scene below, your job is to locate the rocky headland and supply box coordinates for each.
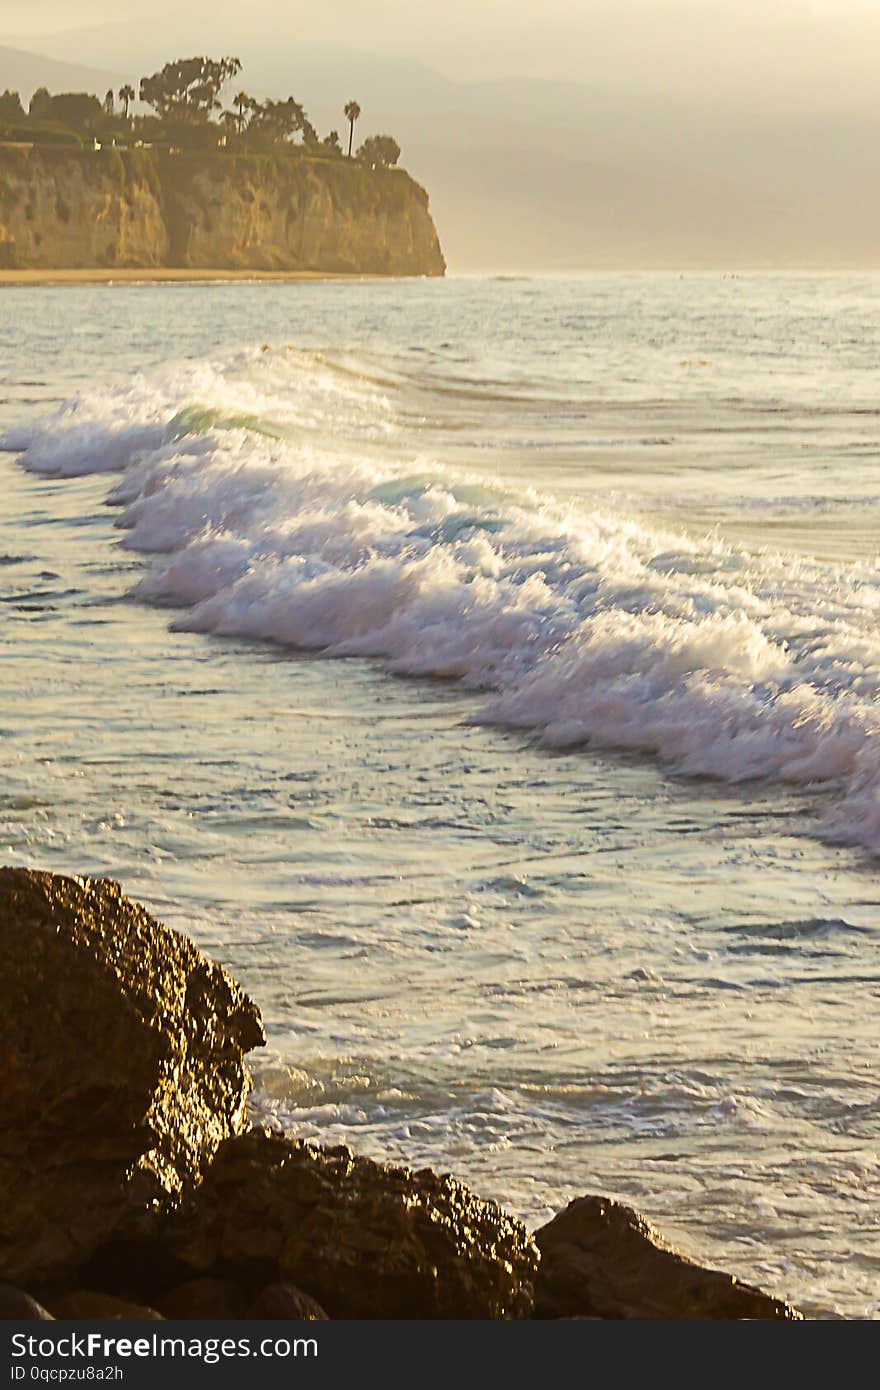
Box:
[0,146,445,276]
[0,868,802,1321]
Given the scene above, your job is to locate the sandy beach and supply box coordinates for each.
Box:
[0,267,383,287]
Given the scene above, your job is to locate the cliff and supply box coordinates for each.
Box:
[0,144,445,276]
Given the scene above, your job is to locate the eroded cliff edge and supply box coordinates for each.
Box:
[0,145,445,276]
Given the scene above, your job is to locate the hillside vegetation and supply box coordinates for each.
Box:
[0,54,444,275]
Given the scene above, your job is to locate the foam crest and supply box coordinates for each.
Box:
[8,347,880,854]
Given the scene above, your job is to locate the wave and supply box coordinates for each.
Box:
[6,344,880,853]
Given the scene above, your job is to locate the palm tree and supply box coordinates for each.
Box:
[233,90,252,134]
[344,100,361,157]
[118,84,135,121]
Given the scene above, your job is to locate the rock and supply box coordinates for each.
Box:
[157,1277,328,1320]
[168,1128,537,1319]
[0,1285,54,1319]
[160,1278,244,1320]
[0,146,446,277]
[0,867,265,1287]
[534,1195,803,1320]
[50,1291,164,1320]
[1,865,807,1323]
[246,1283,328,1320]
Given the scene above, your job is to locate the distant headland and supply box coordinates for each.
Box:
[0,56,445,278]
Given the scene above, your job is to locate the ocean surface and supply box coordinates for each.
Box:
[1,273,878,1318]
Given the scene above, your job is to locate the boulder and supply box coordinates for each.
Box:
[167,1128,538,1319]
[0,865,809,1323]
[0,1285,54,1320]
[246,1283,328,1320]
[160,1278,244,1319]
[0,867,265,1287]
[50,1291,164,1320]
[534,1195,802,1320]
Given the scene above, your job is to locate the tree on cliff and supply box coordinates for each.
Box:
[344,100,361,157]
[247,96,315,146]
[139,56,242,122]
[233,90,254,134]
[28,90,104,133]
[11,62,414,180]
[0,90,25,123]
[357,134,401,169]
[118,84,135,120]
[28,88,51,119]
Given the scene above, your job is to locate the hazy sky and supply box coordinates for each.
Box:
[7,1,880,268]
[11,0,880,102]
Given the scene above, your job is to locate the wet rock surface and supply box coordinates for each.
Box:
[163,1128,538,1319]
[534,1195,803,1320]
[0,867,264,1286]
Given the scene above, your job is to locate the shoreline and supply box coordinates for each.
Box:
[0,267,393,287]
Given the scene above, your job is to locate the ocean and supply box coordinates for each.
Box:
[1,272,878,1318]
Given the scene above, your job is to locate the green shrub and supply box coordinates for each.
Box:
[0,91,25,122]
[29,91,103,132]
[161,119,223,151]
[0,122,81,146]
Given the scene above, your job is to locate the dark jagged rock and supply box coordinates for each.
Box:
[50,1291,164,1320]
[160,1278,244,1319]
[0,867,265,1287]
[534,1195,803,1320]
[0,1286,54,1320]
[165,1128,538,1319]
[246,1283,328,1320]
[0,866,809,1322]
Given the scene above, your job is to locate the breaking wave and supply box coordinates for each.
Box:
[6,343,880,853]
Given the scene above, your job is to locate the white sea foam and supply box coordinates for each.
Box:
[6,345,880,852]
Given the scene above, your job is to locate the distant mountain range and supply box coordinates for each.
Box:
[0,45,123,104]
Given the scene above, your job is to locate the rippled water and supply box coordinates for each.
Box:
[1,274,879,1318]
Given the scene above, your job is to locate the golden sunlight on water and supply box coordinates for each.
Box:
[1,275,879,1317]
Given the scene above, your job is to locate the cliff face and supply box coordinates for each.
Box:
[0,145,445,276]
[0,146,168,269]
